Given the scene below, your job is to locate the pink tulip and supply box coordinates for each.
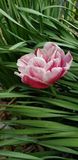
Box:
[15,42,73,89]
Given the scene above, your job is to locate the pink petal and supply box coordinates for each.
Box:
[62,51,73,68]
[45,67,62,84]
[22,75,48,89]
[64,51,72,63]
[25,66,46,81]
[17,59,26,73]
[19,53,35,65]
[44,43,57,62]
[58,67,67,77]
[44,42,57,51]
[17,53,35,73]
[45,60,53,71]
[55,50,65,59]
[17,59,25,67]
[14,71,24,79]
[61,63,72,77]
[35,48,43,57]
[53,58,61,67]
[28,57,46,68]
[14,71,21,77]
[56,52,73,77]
[44,42,65,61]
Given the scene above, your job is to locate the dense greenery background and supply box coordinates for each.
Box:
[0,0,78,159]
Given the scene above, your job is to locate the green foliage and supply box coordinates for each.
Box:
[0,0,78,159]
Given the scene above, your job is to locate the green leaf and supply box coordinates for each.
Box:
[39,98,78,111]
[0,150,41,160]
[0,8,24,29]
[16,6,43,16]
[40,138,78,147]
[9,41,26,51]
[0,92,31,98]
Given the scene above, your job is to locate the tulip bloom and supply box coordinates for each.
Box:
[15,42,73,89]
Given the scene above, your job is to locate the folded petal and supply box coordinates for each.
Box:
[22,75,48,88]
[45,67,62,84]
[14,71,21,77]
[17,59,26,72]
[62,51,73,68]
[25,66,46,81]
[17,53,35,72]
[53,58,61,67]
[44,42,57,51]
[44,42,65,61]
[35,48,43,57]
[43,43,57,62]
[45,60,53,71]
[18,53,35,66]
[55,50,65,59]
[28,57,46,68]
